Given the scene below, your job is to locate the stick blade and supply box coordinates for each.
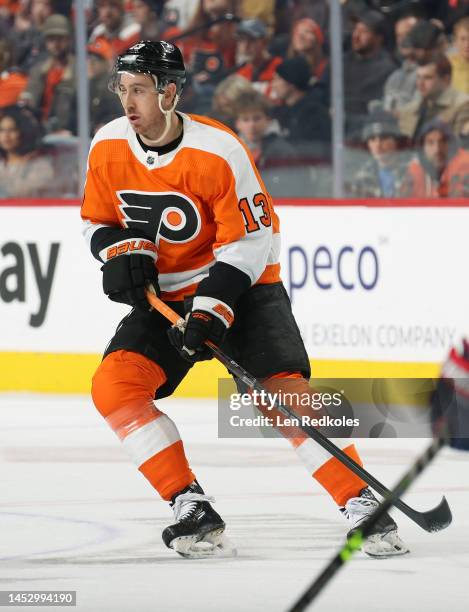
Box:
[411,496,452,532]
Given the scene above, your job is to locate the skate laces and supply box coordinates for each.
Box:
[342,495,379,528]
[172,492,215,522]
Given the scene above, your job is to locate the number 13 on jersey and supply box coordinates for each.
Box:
[238,193,272,233]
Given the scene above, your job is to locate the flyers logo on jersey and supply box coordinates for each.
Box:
[117,191,201,246]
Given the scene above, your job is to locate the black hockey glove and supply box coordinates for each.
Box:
[167,261,251,363]
[431,339,469,451]
[101,235,159,310]
[168,298,233,362]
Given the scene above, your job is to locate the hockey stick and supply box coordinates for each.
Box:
[288,434,447,612]
[145,290,452,533]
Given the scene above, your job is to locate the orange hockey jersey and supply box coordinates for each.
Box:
[81,113,281,300]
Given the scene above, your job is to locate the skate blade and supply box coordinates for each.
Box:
[172,529,237,559]
[363,530,410,558]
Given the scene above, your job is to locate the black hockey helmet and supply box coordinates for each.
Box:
[109,40,186,95]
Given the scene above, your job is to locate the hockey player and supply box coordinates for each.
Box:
[81,40,408,558]
[431,339,469,451]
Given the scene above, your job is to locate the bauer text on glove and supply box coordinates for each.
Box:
[100,233,160,310]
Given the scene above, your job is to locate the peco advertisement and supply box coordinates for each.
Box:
[280,206,469,363]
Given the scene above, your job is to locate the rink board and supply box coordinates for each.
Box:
[1,199,467,393]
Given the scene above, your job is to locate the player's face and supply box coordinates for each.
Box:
[0,116,20,152]
[118,72,165,139]
[235,110,269,143]
[423,129,449,171]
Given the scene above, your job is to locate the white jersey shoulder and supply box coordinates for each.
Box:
[183,115,242,160]
[182,115,263,193]
[86,116,128,170]
[91,116,129,147]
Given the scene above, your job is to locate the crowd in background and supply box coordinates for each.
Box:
[1,0,469,198]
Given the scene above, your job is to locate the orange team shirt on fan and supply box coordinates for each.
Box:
[237,56,283,98]
[0,72,27,108]
[42,66,64,119]
[81,113,281,301]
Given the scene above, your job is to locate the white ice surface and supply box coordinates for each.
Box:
[0,394,468,612]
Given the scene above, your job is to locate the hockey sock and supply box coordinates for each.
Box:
[263,372,366,506]
[92,350,195,500]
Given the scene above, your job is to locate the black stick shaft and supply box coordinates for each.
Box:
[288,435,446,612]
[208,341,449,531]
[144,292,450,532]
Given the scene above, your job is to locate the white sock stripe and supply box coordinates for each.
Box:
[294,437,347,473]
[121,414,181,466]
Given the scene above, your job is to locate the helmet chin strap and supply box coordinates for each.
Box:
[143,75,180,146]
[149,92,180,144]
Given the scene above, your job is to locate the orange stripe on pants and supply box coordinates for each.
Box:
[92,350,195,500]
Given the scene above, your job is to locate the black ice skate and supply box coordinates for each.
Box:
[162,481,236,558]
[340,488,410,558]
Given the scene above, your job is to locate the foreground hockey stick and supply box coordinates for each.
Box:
[145,290,452,533]
[288,434,447,612]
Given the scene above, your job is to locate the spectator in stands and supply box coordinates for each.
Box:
[88,0,140,59]
[287,0,329,29]
[405,20,447,66]
[163,0,198,30]
[286,18,327,81]
[401,119,469,197]
[271,54,331,157]
[181,0,238,91]
[0,105,54,197]
[233,89,295,168]
[394,13,420,52]
[383,14,420,111]
[0,38,27,108]
[132,0,177,41]
[20,14,76,134]
[448,16,469,94]
[343,10,396,139]
[397,54,469,141]
[239,0,276,35]
[235,18,282,98]
[349,110,409,198]
[460,118,469,149]
[9,0,54,71]
[87,43,122,135]
[209,73,255,129]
